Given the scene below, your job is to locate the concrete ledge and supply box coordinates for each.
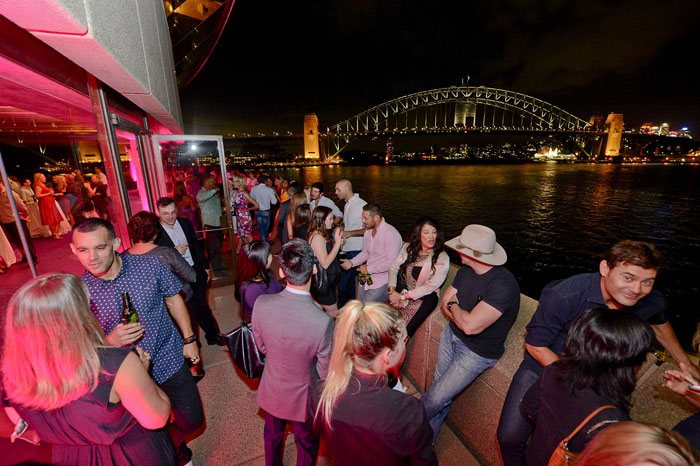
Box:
[401,265,699,465]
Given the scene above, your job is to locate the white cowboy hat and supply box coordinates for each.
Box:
[445,224,507,266]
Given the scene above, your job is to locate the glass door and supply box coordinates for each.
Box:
[151,135,235,282]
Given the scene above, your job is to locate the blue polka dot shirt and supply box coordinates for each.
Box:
[82,253,185,384]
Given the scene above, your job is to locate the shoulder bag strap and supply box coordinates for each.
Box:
[561,405,616,445]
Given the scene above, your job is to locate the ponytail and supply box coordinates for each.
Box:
[315,300,405,429]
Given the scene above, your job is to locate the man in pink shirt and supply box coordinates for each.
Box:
[340,203,402,303]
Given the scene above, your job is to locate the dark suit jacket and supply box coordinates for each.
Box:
[277,200,291,243]
[156,217,209,271]
[252,288,333,422]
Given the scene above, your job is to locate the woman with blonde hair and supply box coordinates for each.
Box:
[230,174,259,253]
[1,273,176,465]
[577,421,700,466]
[33,172,62,239]
[313,301,436,466]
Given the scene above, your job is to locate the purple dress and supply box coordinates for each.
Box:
[4,347,176,466]
[240,276,284,319]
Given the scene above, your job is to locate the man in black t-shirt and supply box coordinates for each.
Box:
[420,224,520,444]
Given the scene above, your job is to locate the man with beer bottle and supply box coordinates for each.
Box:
[71,218,203,466]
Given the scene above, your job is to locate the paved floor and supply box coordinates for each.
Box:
[191,285,480,466]
[0,235,481,465]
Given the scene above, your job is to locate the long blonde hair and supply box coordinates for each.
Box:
[316,301,406,428]
[2,273,107,410]
[577,421,700,466]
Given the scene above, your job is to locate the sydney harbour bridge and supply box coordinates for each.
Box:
[228,86,699,161]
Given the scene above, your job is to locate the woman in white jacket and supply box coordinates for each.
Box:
[388,217,450,336]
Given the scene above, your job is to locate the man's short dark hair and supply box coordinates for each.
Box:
[605,240,663,271]
[128,211,162,243]
[72,218,116,240]
[279,238,315,286]
[156,197,176,209]
[258,174,268,184]
[362,202,382,218]
[311,182,324,193]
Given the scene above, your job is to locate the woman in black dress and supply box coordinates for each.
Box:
[308,206,343,316]
[1,273,176,465]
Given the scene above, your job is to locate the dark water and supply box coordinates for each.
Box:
[277,163,700,349]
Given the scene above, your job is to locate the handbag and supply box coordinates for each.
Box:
[225,320,265,379]
[225,282,265,378]
[311,257,331,297]
[548,405,615,466]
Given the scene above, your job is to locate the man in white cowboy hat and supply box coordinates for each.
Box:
[420,224,520,444]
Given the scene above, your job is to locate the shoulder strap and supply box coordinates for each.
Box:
[561,405,616,444]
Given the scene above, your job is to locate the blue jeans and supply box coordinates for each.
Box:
[256,211,270,243]
[337,250,360,308]
[357,283,388,303]
[421,324,497,444]
[497,362,541,466]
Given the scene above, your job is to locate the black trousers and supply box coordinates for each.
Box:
[158,361,204,466]
[192,268,221,342]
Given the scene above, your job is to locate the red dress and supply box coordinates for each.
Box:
[35,183,61,225]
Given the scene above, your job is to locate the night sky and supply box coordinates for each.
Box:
[180,0,700,136]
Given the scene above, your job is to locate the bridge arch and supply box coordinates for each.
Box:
[324,86,590,156]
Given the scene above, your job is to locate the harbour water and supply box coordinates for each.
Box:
[276,162,700,348]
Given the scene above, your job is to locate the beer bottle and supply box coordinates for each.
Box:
[121,292,139,325]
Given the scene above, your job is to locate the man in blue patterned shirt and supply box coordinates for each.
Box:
[71,218,203,466]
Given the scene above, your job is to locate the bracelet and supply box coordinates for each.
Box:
[183,335,197,344]
[388,286,396,293]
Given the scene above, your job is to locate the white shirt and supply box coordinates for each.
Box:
[161,220,193,266]
[342,193,366,252]
[310,195,343,219]
[250,184,278,211]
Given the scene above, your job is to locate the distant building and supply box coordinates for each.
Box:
[588,115,606,131]
[605,113,624,156]
[660,122,670,136]
[304,114,321,160]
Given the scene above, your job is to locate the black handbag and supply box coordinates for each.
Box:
[225,282,265,378]
[311,257,331,297]
[225,320,265,379]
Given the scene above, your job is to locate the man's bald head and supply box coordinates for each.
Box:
[335,179,354,201]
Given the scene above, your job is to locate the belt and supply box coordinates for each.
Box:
[258,209,270,213]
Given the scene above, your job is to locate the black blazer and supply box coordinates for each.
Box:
[156,217,209,271]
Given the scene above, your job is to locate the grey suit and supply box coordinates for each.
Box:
[252,287,333,466]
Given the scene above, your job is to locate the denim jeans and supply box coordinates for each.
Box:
[256,211,270,243]
[357,283,388,303]
[337,250,361,308]
[675,412,700,452]
[158,361,205,465]
[496,362,541,466]
[421,324,497,444]
[263,412,318,466]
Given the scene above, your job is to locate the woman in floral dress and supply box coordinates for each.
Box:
[231,175,259,253]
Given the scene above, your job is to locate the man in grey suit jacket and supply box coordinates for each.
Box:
[252,239,333,466]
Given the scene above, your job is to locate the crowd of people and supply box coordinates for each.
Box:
[0,168,111,273]
[2,167,700,466]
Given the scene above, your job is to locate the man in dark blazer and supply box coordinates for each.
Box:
[156,197,225,346]
[252,239,333,466]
